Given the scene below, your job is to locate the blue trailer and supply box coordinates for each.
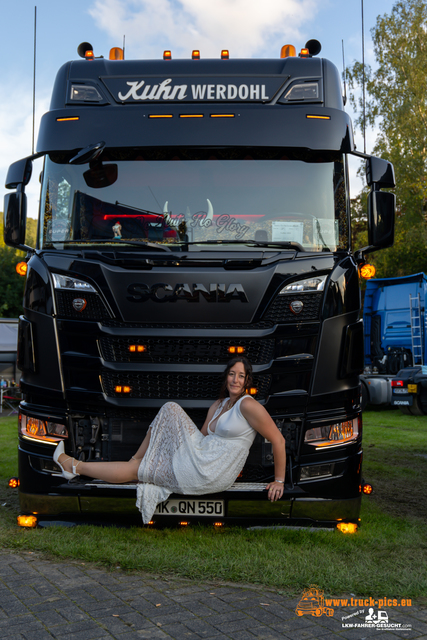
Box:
[361,273,427,415]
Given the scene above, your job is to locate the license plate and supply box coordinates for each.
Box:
[155,499,224,516]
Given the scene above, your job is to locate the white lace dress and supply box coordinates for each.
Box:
[136,397,257,523]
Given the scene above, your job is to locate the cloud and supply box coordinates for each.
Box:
[89,0,319,59]
[0,84,50,219]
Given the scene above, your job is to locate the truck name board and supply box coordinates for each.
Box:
[102,76,287,103]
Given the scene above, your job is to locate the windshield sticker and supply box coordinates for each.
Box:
[272,221,304,244]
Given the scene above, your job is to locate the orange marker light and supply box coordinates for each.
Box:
[8,477,20,488]
[115,386,122,393]
[129,345,146,353]
[248,387,258,396]
[192,50,200,60]
[85,50,95,60]
[17,515,38,528]
[300,48,309,57]
[228,346,245,354]
[179,521,189,526]
[337,522,358,534]
[362,483,373,495]
[221,50,229,59]
[109,47,124,60]
[360,264,376,279]
[16,262,27,276]
[281,44,296,58]
[163,50,172,60]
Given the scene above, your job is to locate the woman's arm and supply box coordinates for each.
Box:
[200,400,221,436]
[240,397,287,501]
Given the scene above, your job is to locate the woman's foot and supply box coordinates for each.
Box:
[53,441,80,479]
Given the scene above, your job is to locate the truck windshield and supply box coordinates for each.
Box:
[39,148,348,252]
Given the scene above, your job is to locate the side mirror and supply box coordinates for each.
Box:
[4,191,27,247]
[366,156,395,189]
[5,158,33,189]
[367,190,395,249]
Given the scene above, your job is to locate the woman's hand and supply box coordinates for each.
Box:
[266,480,284,501]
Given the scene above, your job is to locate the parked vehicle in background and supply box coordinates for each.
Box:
[361,273,427,415]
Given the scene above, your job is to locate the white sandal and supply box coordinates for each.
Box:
[53,441,80,479]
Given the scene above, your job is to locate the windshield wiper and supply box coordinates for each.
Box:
[175,240,304,251]
[47,239,171,252]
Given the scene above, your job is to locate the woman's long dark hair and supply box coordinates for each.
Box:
[219,356,253,401]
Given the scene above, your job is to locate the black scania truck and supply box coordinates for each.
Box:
[4,40,395,528]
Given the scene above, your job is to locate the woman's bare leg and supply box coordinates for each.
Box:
[57,428,152,483]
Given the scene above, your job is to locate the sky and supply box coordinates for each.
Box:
[1,0,397,218]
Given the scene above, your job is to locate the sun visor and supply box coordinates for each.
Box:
[37,106,354,154]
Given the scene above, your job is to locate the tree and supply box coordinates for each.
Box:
[0,217,38,318]
[347,0,427,277]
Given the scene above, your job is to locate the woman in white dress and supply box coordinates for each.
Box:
[53,357,287,523]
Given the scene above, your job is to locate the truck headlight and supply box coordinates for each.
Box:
[304,417,360,449]
[279,275,327,294]
[52,274,97,292]
[20,415,68,443]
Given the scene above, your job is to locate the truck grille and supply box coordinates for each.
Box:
[102,372,271,400]
[100,337,274,365]
[263,293,322,323]
[55,291,111,320]
[101,292,322,327]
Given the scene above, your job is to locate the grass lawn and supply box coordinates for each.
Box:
[0,410,426,600]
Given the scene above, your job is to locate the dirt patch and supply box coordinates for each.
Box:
[363,447,427,521]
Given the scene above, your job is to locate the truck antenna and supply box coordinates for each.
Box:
[123,34,126,60]
[341,40,347,106]
[361,0,366,154]
[32,5,37,154]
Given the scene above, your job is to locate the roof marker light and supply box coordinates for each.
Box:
[179,114,204,118]
[57,117,79,122]
[148,114,173,118]
[221,50,229,59]
[192,50,200,60]
[163,50,172,60]
[280,44,296,58]
[306,115,331,120]
[210,114,235,118]
[109,47,124,60]
[299,48,310,58]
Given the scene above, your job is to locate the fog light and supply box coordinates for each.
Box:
[17,515,38,528]
[300,464,334,481]
[337,522,358,534]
